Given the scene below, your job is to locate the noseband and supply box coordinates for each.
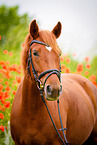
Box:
[26,40,69,145]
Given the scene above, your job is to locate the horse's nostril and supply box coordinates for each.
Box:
[46,85,52,95]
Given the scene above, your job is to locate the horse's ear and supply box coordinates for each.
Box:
[29,20,39,39]
[52,22,62,38]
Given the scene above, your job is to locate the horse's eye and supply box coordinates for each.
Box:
[33,50,39,56]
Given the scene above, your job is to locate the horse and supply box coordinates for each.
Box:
[10,19,97,145]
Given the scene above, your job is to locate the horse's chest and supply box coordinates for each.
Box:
[19,117,56,145]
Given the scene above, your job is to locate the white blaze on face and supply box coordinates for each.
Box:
[46,46,52,52]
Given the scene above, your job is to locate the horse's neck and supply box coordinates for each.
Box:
[21,75,42,114]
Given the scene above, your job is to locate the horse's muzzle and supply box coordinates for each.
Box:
[45,84,62,101]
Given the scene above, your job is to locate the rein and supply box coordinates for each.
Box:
[26,40,69,145]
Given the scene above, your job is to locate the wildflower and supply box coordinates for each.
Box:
[11,64,17,71]
[92,81,96,85]
[5,86,11,92]
[9,52,13,56]
[16,76,22,83]
[66,57,71,64]
[60,56,64,62]
[89,75,96,81]
[0,61,5,65]
[3,50,8,54]
[0,105,3,110]
[84,71,89,76]
[61,64,66,72]
[0,84,3,90]
[0,79,3,82]
[4,101,10,108]
[2,64,7,70]
[65,68,70,73]
[6,61,10,65]
[13,80,16,85]
[17,65,21,74]
[0,113,4,119]
[12,90,16,95]
[0,91,4,99]
[77,63,83,72]
[17,69,21,74]
[86,64,91,69]
[0,125,4,132]
[84,56,90,63]
[4,92,10,99]
[5,81,9,86]
[0,35,1,40]
[1,98,5,104]
[72,53,76,57]
[18,65,21,70]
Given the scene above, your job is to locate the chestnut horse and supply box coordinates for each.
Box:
[10,20,97,145]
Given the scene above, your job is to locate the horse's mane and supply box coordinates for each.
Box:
[21,30,61,75]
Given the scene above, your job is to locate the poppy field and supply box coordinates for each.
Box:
[0,46,97,142]
[0,5,97,145]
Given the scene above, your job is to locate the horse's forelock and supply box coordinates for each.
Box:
[39,30,61,55]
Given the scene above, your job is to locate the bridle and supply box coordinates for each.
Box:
[26,40,69,145]
[27,40,61,90]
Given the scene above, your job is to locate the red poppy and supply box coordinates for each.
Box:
[17,69,21,74]
[65,68,70,73]
[1,98,5,104]
[2,64,7,70]
[16,76,22,83]
[0,79,3,82]
[4,101,10,108]
[0,113,4,119]
[72,53,76,57]
[12,90,16,95]
[86,64,91,69]
[0,91,4,100]
[0,84,3,90]
[61,64,66,72]
[84,71,89,76]
[5,81,9,86]
[3,50,8,54]
[0,125,4,132]
[60,56,64,62]
[77,63,83,72]
[84,56,90,63]
[89,75,96,81]
[5,86,11,92]
[0,105,3,111]
[92,81,96,85]
[0,61,5,65]
[66,58,71,64]
[0,35,1,40]
[11,64,17,71]
[9,52,13,56]
[6,61,10,65]
[4,92,10,99]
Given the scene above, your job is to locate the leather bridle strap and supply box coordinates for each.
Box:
[26,40,69,145]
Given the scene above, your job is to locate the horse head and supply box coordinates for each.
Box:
[22,19,62,101]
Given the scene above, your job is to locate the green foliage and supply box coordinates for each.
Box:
[0,5,30,46]
[90,56,97,75]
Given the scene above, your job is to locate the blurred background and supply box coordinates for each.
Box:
[0,0,97,61]
[0,0,97,145]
